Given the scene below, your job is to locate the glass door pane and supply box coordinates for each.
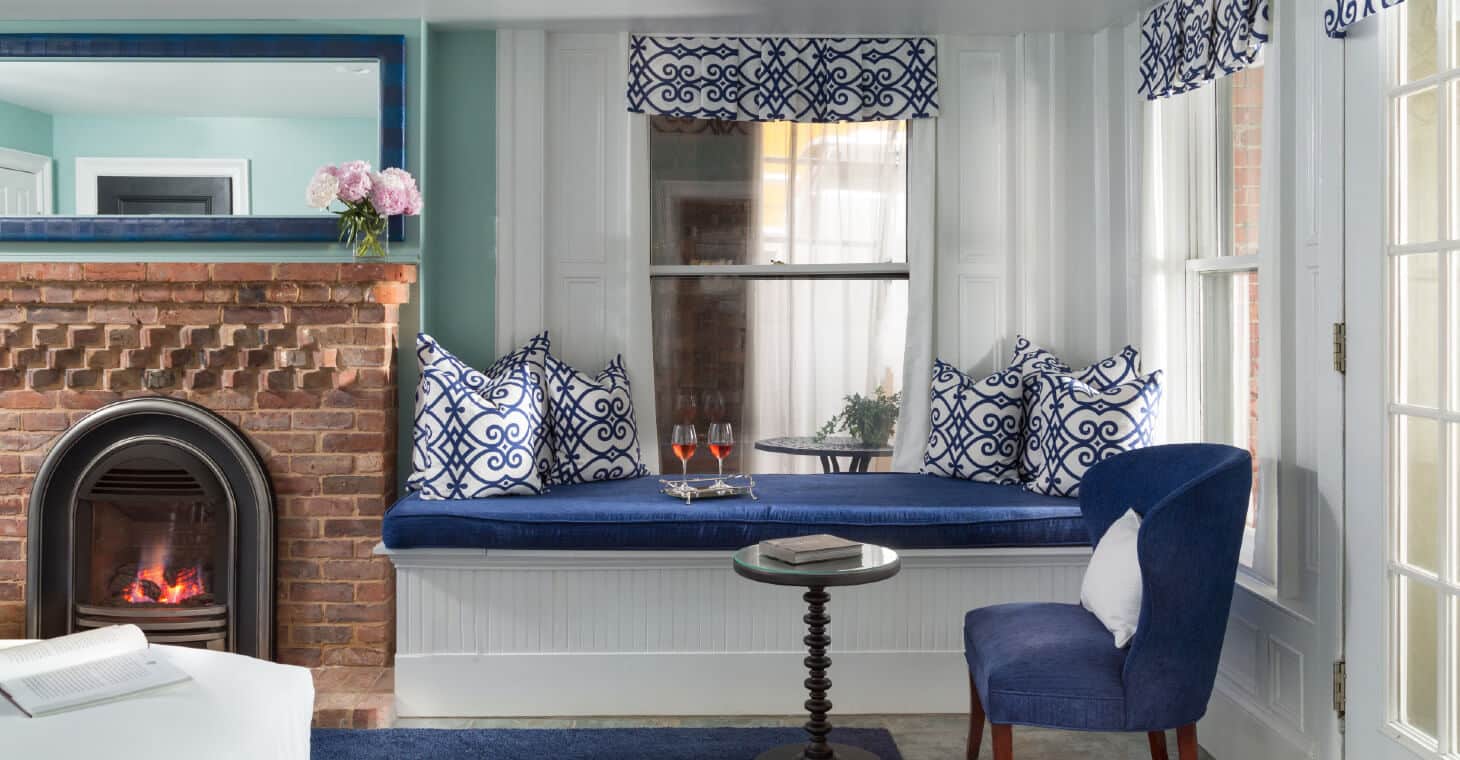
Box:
[1387,3,1459,753]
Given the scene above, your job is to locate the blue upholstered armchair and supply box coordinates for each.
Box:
[963,443,1252,760]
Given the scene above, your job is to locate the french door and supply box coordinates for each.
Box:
[1347,3,1460,758]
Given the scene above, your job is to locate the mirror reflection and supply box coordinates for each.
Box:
[0,59,380,217]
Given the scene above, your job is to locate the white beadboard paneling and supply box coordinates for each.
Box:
[383,546,1088,715]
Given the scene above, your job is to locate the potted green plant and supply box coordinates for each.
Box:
[814,386,901,446]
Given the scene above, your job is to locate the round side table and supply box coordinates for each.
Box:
[732,543,902,760]
[753,436,895,474]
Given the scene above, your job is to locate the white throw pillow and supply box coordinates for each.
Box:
[1080,508,1144,648]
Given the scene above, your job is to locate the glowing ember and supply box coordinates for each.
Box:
[120,563,207,605]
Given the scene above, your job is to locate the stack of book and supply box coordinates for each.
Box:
[759,534,864,565]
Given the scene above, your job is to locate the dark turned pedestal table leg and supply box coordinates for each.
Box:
[754,586,880,760]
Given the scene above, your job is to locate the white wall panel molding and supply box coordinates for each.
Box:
[936,36,1019,376]
[383,545,1090,716]
[1121,20,1146,355]
[1206,677,1317,760]
[497,30,659,465]
[495,29,548,353]
[1221,613,1264,697]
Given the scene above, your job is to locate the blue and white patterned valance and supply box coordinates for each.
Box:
[1324,0,1406,37]
[626,35,938,123]
[1138,0,1272,100]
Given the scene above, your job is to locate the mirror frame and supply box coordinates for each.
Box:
[0,33,406,243]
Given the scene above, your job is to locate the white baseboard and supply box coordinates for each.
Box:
[395,651,971,717]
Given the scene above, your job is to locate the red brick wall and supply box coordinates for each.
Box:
[0,262,413,667]
[1231,66,1264,521]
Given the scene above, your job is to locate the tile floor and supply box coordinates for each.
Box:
[393,714,1216,760]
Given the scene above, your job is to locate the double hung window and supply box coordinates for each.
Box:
[647,117,910,474]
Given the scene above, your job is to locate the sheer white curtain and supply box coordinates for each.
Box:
[743,122,908,473]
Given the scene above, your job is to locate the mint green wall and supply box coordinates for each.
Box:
[425,29,496,370]
[0,21,499,494]
[50,115,377,215]
[0,97,53,157]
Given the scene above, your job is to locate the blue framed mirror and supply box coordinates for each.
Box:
[0,34,406,243]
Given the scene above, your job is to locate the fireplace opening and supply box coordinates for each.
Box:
[73,441,232,648]
[28,398,273,658]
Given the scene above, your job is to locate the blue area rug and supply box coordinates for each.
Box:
[312,726,902,760]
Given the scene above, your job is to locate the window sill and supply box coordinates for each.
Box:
[1234,569,1316,625]
[649,263,910,279]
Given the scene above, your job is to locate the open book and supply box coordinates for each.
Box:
[0,624,191,717]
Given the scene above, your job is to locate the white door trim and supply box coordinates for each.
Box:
[0,147,53,215]
[1343,8,1423,760]
[74,156,250,215]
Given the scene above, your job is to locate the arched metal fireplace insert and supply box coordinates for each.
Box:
[26,398,274,658]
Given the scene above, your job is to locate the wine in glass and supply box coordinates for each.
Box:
[675,392,699,425]
[671,424,698,483]
[708,423,735,482]
[703,391,727,422]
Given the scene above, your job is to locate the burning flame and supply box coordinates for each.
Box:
[121,564,206,605]
[119,543,206,605]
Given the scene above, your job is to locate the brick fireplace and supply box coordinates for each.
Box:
[0,261,412,670]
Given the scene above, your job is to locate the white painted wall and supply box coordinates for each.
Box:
[933,31,1139,375]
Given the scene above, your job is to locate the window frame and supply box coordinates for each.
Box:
[646,120,915,282]
[642,117,931,473]
[1178,66,1284,586]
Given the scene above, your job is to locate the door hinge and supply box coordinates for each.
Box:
[1333,659,1347,718]
[1332,322,1347,374]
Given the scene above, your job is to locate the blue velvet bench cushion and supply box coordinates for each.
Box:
[382,473,1085,550]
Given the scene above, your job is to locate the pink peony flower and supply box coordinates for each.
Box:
[385,167,423,216]
[335,160,374,203]
[305,168,340,209]
[368,167,423,217]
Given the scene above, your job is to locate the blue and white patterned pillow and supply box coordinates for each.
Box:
[1012,336,1143,478]
[1010,335,1073,377]
[483,332,555,485]
[921,359,1024,484]
[544,353,650,485]
[1023,372,1164,498]
[409,334,549,499]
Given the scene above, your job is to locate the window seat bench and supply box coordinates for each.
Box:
[377,473,1094,717]
[382,473,1087,551]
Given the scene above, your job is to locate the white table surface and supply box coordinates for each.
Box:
[0,642,314,760]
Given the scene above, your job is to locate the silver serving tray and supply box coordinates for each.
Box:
[660,474,758,505]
